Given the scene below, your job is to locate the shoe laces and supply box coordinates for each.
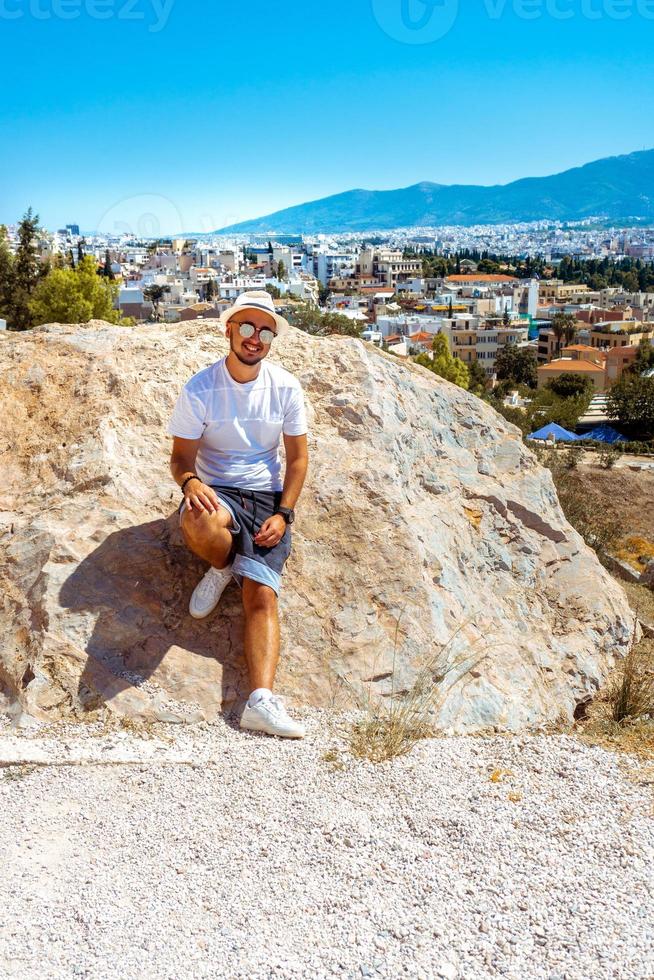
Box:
[197,566,228,599]
[261,694,286,717]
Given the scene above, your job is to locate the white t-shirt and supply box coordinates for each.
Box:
[167,356,308,491]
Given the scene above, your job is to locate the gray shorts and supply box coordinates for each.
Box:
[179,484,291,595]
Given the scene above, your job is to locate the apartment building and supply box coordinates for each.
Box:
[445,274,519,288]
[576,307,632,325]
[536,341,643,392]
[451,320,530,378]
[357,247,422,288]
[537,356,607,391]
[589,322,654,349]
[537,281,596,305]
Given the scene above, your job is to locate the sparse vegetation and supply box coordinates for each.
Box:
[598,444,620,469]
[613,535,654,574]
[531,445,619,557]
[286,302,363,338]
[414,332,470,390]
[607,642,654,725]
[576,583,654,760]
[340,612,489,763]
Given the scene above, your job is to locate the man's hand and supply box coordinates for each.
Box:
[253,514,287,548]
[184,479,221,515]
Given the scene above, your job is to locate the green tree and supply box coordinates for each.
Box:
[607,375,654,438]
[631,338,654,375]
[276,260,286,281]
[0,225,14,321]
[415,332,470,390]
[77,239,85,265]
[467,358,488,394]
[102,249,115,279]
[264,283,281,300]
[550,312,577,357]
[546,372,593,399]
[30,255,122,326]
[495,343,538,387]
[503,307,510,326]
[143,283,170,320]
[287,302,362,338]
[9,207,42,330]
[526,389,589,430]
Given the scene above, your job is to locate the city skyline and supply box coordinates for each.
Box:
[2,1,654,232]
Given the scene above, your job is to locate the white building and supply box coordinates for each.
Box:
[219,276,268,300]
[315,250,355,285]
[376,314,446,339]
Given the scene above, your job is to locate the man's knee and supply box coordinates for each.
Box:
[242,578,277,614]
[180,504,233,545]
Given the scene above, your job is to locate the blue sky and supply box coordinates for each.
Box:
[1,0,653,233]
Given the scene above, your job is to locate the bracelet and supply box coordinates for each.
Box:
[180,474,200,494]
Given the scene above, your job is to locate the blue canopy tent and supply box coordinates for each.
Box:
[527,422,581,442]
[580,424,627,444]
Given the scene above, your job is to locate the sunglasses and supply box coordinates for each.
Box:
[233,321,277,345]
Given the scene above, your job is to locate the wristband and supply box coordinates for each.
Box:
[181,474,200,494]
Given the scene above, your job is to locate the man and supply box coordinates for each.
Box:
[167,291,309,739]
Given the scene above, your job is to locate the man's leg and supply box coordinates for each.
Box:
[241,577,279,691]
[239,577,304,738]
[180,504,234,568]
[180,505,236,619]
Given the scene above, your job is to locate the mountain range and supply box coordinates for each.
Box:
[216,149,654,234]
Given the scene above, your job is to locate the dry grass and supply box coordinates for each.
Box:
[614,536,654,574]
[577,585,654,760]
[607,640,654,725]
[621,580,654,625]
[342,614,490,764]
[534,446,620,557]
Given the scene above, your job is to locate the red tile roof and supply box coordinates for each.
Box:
[538,360,605,373]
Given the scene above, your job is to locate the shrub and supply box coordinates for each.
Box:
[607,643,654,723]
[598,445,620,469]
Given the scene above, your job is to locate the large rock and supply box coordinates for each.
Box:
[0,320,636,732]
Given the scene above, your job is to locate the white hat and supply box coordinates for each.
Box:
[219,290,290,338]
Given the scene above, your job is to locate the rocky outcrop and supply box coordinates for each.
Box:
[0,320,636,733]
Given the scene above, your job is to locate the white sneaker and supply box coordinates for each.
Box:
[189,565,233,619]
[240,694,305,739]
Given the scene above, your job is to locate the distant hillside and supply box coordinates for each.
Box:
[216,149,654,234]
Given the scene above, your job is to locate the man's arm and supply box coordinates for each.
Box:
[280,432,309,510]
[170,436,220,514]
[253,433,309,548]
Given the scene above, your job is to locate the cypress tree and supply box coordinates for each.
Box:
[0,225,14,322]
[103,249,115,279]
[9,208,41,330]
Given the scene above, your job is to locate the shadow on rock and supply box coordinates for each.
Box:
[58,513,247,722]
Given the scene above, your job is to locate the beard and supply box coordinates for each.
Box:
[230,333,265,367]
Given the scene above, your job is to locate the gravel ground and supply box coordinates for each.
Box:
[0,710,653,980]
